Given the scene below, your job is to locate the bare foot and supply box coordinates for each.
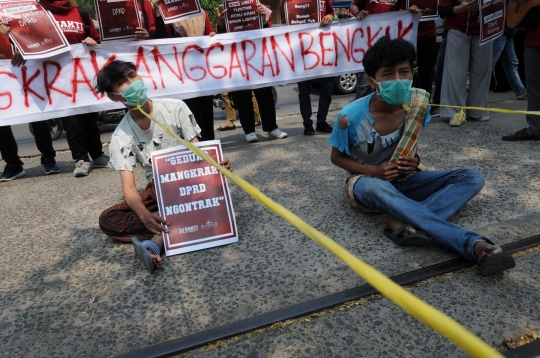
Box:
[473,241,503,259]
[149,234,163,269]
[385,216,421,237]
[219,120,235,129]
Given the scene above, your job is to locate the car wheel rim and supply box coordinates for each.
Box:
[339,74,357,91]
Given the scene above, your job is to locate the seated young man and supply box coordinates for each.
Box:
[329,37,515,276]
[95,61,232,273]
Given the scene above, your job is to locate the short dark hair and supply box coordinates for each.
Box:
[94,60,137,94]
[363,37,416,78]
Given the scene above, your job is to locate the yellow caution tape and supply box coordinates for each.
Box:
[137,104,503,358]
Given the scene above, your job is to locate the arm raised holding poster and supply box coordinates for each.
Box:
[94,60,233,273]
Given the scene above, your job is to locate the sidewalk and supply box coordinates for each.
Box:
[1,91,539,357]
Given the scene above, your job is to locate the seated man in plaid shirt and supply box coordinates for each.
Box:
[329,37,514,276]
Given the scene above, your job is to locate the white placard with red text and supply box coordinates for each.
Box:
[152,140,238,256]
[0,11,419,125]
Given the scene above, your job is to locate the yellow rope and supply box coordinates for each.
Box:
[137,104,503,357]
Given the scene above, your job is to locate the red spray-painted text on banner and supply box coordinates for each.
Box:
[0,12,419,125]
[152,140,238,256]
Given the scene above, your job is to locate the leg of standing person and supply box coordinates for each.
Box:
[217,92,237,130]
[315,76,334,133]
[416,36,437,95]
[233,89,258,142]
[184,96,215,141]
[431,35,447,116]
[0,125,26,181]
[253,86,287,139]
[355,72,369,100]
[297,80,315,135]
[30,120,60,174]
[81,112,108,166]
[441,29,471,126]
[465,37,492,120]
[60,115,92,177]
[252,92,261,126]
[499,36,528,99]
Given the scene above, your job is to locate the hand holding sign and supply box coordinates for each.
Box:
[455,0,478,13]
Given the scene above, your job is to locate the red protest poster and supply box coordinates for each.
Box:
[407,0,438,20]
[0,33,13,59]
[156,0,202,24]
[284,0,320,26]
[0,0,70,59]
[223,0,262,33]
[95,0,142,41]
[151,140,238,256]
[479,0,505,45]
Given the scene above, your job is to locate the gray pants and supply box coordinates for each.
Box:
[440,29,493,118]
[525,46,540,135]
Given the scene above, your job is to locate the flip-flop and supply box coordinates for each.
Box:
[384,224,431,246]
[216,124,236,131]
[255,121,262,127]
[477,244,515,276]
[132,237,160,273]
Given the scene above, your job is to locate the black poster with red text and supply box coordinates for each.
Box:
[95,0,142,41]
[284,0,320,26]
[223,0,262,33]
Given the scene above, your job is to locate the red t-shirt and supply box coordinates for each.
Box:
[51,7,101,44]
[417,21,436,40]
[203,10,215,35]
[364,0,401,14]
[438,0,480,35]
[137,0,156,31]
[321,0,335,16]
[525,22,540,47]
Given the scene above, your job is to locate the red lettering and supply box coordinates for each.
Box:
[182,44,207,81]
[397,20,414,39]
[385,26,391,39]
[135,46,157,89]
[206,43,227,79]
[299,32,320,71]
[241,39,262,80]
[43,61,71,105]
[228,42,245,78]
[0,71,16,110]
[260,38,275,77]
[270,34,295,75]
[22,66,45,107]
[351,28,365,64]
[152,46,184,88]
[319,32,334,67]
[367,26,382,48]
[89,50,116,98]
[333,29,351,65]
[71,58,99,103]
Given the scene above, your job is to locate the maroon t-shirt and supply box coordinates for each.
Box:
[417,21,436,40]
[51,7,101,44]
[525,22,540,47]
[438,0,480,35]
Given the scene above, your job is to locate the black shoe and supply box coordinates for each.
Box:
[304,126,315,135]
[0,163,26,182]
[43,159,60,175]
[315,122,333,133]
[430,107,440,117]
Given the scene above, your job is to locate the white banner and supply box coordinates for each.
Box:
[0,11,419,125]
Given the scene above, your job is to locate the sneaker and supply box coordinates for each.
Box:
[0,163,26,182]
[92,155,110,168]
[43,160,60,175]
[467,115,490,122]
[430,107,440,117]
[449,113,466,127]
[267,128,288,139]
[245,132,259,143]
[315,122,333,133]
[304,126,315,136]
[74,160,93,177]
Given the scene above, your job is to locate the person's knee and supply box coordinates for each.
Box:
[462,168,485,191]
[355,177,394,201]
[99,210,118,238]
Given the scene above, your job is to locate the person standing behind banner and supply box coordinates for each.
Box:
[216,4,288,143]
[502,23,540,141]
[438,0,492,127]
[282,0,335,136]
[412,20,437,97]
[136,0,173,39]
[217,92,262,131]
[170,10,216,141]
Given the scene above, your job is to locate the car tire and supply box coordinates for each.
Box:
[28,119,63,141]
[334,73,358,95]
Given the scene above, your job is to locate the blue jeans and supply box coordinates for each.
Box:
[352,169,494,261]
[492,34,527,96]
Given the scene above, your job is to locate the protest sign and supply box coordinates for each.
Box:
[407,0,438,20]
[284,0,320,26]
[151,140,238,256]
[156,0,202,24]
[0,12,419,125]
[95,0,142,41]
[0,33,13,59]
[479,0,505,45]
[0,0,70,59]
[224,0,262,32]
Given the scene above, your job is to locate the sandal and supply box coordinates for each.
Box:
[132,237,160,273]
[383,224,431,246]
[216,124,236,131]
[476,244,515,276]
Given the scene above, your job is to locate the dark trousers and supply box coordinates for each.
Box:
[298,77,334,127]
[0,126,23,166]
[415,36,437,96]
[231,87,277,134]
[184,96,215,141]
[60,112,103,162]
[525,46,540,135]
[433,36,447,104]
[0,121,55,166]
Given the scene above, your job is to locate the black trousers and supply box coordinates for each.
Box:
[183,96,215,141]
[231,87,277,134]
[60,112,103,162]
[0,121,55,166]
[415,36,437,96]
[298,77,334,127]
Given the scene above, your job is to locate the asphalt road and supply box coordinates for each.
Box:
[8,82,357,158]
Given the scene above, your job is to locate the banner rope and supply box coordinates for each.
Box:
[136,104,503,358]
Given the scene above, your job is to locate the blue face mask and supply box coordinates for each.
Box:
[117,79,148,107]
[372,78,412,105]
